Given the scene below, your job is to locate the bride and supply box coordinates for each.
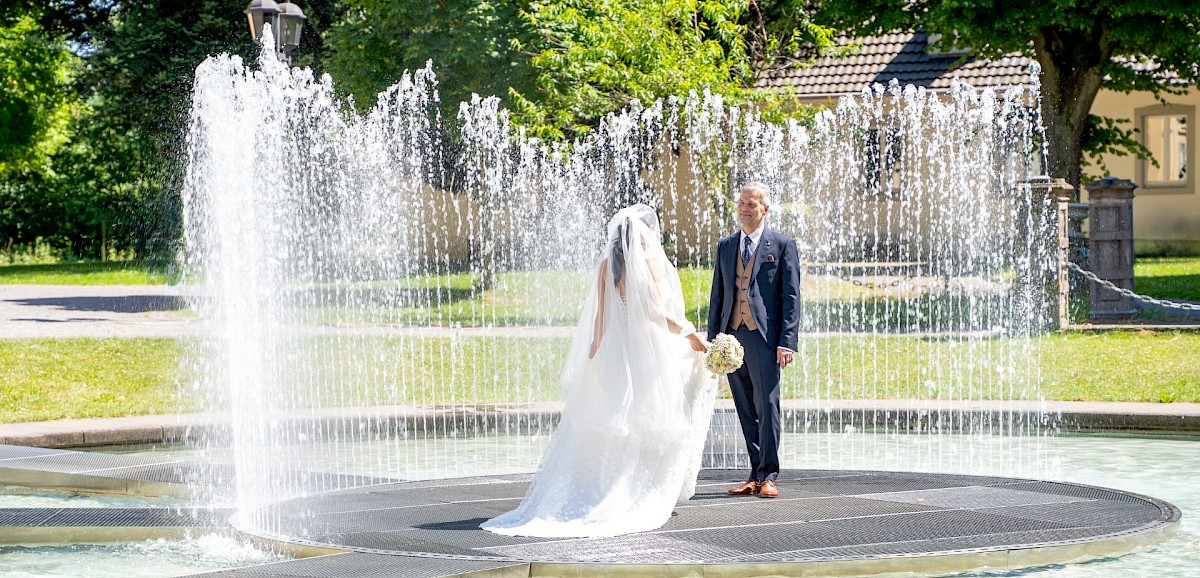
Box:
[481,204,717,538]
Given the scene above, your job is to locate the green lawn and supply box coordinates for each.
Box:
[0,339,186,423]
[3,332,1195,424]
[1037,331,1200,402]
[0,257,1194,424]
[1135,257,1200,301]
[0,262,175,285]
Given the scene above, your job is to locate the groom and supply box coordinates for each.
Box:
[707,182,801,499]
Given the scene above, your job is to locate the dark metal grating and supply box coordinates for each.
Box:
[35,508,231,527]
[0,446,71,461]
[983,499,1171,527]
[0,508,60,526]
[247,469,1177,567]
[996,480,1156,504]
[762,526,1121,562]
[860,485,1085,509]
[488,532,748,562]
[0,446,1180,577]
[665,520,866,556]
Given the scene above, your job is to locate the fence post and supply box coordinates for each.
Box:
[1085,177,1137,322]
[1057,192,1071,329]
[1025,177,1074,331]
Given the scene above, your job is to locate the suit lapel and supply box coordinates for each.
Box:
[721,234,738,287]
[750,228,770,282]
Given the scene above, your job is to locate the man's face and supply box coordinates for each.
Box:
[737,188,768,231]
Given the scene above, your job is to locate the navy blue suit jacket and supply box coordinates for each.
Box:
[707,228,801,352]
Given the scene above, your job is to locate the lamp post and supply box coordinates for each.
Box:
[244,0,306,62]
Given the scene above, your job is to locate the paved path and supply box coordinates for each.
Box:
[0,285,192,338]
[6,284,1197,339]
[0,285,581,339]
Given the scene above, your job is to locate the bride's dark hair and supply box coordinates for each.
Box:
[610,218,633,288]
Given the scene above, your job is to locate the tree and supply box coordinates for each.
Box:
[0,1,346,260]
[324,0,537,117]
[70,1,262,260]
[811,1,1200,191]
[511,0,838,139]
[0,15,75,173]
[0,11,92,259]
[324,0,837,139]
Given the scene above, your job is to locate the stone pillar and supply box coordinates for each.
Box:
[1025,177,1075,330]
[1052,185,1075,329]
[1085,177,1137,321]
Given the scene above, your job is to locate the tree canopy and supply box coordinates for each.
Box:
[325,0,837,138]
[325,0,536,118]
[812,0,1200,189]
[1,1,261,260]
[509,0,838,138]
[24,1,1197,260]
[0,14,76,173]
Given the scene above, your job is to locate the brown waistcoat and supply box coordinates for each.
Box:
[728,245,758,332]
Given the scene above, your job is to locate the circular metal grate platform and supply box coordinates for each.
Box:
[239,468,1179,576]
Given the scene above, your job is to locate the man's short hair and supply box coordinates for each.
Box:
[741,182,771,207]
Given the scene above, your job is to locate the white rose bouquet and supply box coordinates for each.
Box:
[705,333,744,376]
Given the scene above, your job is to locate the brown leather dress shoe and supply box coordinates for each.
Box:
[728,480,760,495]
[758,480,779,498]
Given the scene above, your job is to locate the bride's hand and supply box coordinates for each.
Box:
[589,338,600,358]
[686,332,708,353]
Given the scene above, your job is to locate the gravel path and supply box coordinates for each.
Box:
[0,285,192,339]
[0,285,576,339]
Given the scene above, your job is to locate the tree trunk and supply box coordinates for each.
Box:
[1033,27,1112,198]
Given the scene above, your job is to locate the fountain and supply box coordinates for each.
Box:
[168,46,1178,576]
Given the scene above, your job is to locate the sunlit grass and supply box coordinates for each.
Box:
[0,339,187,423]
[0,262,175,285]
[1134,257,1200,301]
[3,331,1196,424]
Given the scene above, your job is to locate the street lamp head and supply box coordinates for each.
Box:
[275,2,307,52]
[244,0,281,42]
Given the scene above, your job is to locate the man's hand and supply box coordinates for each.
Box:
[776,347,794,369]
[687,332,708,353]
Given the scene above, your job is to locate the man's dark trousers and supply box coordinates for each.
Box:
[727,324,781,482]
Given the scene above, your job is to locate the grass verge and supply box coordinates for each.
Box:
[0,339,187,423]
[0,262,175,285]
[2,331,1195,424]
[1134,257,1200,301]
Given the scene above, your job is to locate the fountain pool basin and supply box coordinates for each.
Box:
[0,430,1192,577]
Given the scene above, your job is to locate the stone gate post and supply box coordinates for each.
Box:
[1085,177,1137,321]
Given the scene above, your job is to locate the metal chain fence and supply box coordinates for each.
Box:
[1067,261,1200,312]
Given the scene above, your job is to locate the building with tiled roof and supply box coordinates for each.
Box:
[762,31,1200,253]
[756,32,1035,99]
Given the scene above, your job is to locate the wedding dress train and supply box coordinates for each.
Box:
[481,204,717,538]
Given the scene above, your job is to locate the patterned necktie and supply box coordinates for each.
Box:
[742,235,752,266]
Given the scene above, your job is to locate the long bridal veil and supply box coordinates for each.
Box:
[481,204,717,538]
[561,204,698,436]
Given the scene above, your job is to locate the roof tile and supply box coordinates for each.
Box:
[759,31,1035,97]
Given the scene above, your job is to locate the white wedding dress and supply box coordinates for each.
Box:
[481,204,718,538]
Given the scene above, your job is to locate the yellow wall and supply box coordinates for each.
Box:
[1087,88,1200,252]
[795,88,1200,253]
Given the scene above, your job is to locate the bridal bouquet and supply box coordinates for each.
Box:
[705,333,744,376]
